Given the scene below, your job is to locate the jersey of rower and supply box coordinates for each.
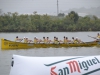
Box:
[24,37,26,43]
[63,36,66,43]
[53,36,56,43]
[34,37,38,44]
[97,33,100,38]
[55,37,59,44]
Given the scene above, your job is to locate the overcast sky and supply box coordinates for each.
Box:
[0,0,100,14]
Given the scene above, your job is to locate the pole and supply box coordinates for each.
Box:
[57,0,59,16]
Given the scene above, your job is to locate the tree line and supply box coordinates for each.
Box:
[0,11,100,32]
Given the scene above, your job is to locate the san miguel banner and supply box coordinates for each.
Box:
[10,55,100,75]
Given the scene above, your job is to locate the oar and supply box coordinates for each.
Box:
[20,39,23,42]
[28,40,33,43]
[87,35,99,42]
[87,35,97,39]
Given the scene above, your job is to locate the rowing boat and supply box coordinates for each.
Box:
[1,39,100,49]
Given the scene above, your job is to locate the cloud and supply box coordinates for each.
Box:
[0,0,100,14]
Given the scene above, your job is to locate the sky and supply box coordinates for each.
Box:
[0,0,100,15]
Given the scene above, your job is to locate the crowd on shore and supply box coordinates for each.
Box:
[15,33,100,44]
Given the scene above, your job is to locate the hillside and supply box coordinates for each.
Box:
[62,6,100,18]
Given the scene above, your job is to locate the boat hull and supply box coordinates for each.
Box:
[1,39,100,50]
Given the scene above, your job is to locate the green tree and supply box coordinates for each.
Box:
[68,11,79,23]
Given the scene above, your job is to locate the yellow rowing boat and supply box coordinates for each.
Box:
[1,39,100,50]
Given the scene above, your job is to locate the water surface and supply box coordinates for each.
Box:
[0,32,100,75]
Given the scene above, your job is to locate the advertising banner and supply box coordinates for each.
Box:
[10,55,100,75]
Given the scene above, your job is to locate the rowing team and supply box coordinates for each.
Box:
[15,33,100,44]
[15,36,83,44]
[34,36,83,44]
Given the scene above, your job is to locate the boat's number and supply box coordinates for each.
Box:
[9,44,18,47]
[8,42,19,47]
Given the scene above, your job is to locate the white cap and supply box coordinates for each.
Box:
[76,37,78,39]
[24,37,26,38]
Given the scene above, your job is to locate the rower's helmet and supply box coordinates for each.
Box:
[72,37,74,39]
[47,37,49,38]
[76,37,78,39]
[24,37,26,38]
[66,37,68,39]
[16,36,18,38]
[43,37,45,39]
[54,36,56,38]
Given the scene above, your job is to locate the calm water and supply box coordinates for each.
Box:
[0,32,100,75]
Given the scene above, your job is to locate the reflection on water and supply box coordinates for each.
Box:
[0,32,100,75]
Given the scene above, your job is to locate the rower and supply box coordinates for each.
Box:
[74,37,82,43]
[28,39,33,43]
[72,37,79,43]
[36,37,42,43]
[25,37,33,43]
[97,33,100,38]
[15,36,18,42]
[65,37,71,43]
[72,37,75,43]
[26,37,28,43]
[96,33,100,41]
[23,37,26,43]
[75,37,79,43]
[55,37,59,44]
[95,33,100,42]
[15,36,23,42]
[63,36,66,43]
[47,37,51,43]
[53,36,56,43]
[34,37,37,44]
[43,37,47,43]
